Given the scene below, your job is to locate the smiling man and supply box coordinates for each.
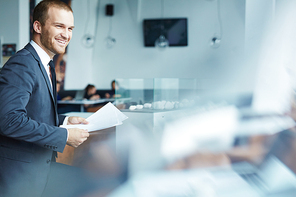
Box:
[0,0,92,196]
[34,1,74,58]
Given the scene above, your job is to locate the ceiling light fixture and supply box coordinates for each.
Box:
[82,34,95,48]
[210,0,223,49]
[155,0,169,49]
[105,3,116,49]
[82,0,96,48]
[210,36,221,48]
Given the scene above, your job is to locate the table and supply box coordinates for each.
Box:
[58,98,115,112]
[56,126,116,167]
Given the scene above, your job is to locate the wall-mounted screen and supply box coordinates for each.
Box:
[143,18,188,47]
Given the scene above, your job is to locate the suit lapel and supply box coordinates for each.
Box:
[24,44,59,125]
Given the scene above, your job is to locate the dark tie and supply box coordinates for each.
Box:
[49,60,57,106]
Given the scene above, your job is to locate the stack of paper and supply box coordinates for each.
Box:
[61,102,128,132]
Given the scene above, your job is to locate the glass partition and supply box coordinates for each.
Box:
[114,78,198,111]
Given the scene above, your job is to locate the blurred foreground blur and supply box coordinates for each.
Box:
[73,1,296,196]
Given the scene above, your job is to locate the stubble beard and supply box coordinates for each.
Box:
[40,31,67,56]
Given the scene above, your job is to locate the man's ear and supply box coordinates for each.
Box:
[33,21,42,34]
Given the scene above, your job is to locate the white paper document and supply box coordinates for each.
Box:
[61,102,128,132]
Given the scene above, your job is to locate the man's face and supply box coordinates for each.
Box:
[39,7,74,58]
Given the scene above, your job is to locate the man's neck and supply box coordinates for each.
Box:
[32,37,55,59]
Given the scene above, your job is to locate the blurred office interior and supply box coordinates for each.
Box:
[2,0,296,196]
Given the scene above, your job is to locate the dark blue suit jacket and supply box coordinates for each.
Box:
[0,43,68,196]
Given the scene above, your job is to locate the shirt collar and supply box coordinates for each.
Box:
[30,40,52,66]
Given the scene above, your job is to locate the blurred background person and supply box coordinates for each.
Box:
[57,81,80,114]
[84,84,102,111]
[84,84,101,100]
[57,81,73,101]
[105,80,121,99]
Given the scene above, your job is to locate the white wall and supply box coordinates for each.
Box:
[66,0,247,95]
[19,0,30,49]
[0,0,19,49]
[0,0,29,51]
[0,0,278,97]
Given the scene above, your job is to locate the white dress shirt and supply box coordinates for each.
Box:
[30,40,69,138]
[30,40,52,87]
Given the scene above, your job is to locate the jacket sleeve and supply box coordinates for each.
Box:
[0,53,67,153]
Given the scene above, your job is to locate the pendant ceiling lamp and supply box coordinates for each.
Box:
[210,0,222,48]
[82,0,96,48]
[105,3,116,49]
[155,0,169,49]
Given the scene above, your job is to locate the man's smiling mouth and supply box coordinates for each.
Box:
[56,39,67,46]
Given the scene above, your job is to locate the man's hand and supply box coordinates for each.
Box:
[66,128,89,148]
[67,116,89,125]
[66,116,89,147]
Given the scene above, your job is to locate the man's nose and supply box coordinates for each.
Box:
[61,29,70,40]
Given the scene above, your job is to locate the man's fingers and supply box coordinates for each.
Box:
[68,116,89,125]
[80,118,89,124]
[66,128,89,148]
[75,117,88,124]
[83,130,89,137]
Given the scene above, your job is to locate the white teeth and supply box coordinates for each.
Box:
[57,40,66,45]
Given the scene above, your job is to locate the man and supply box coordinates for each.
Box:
[0,0,91,196]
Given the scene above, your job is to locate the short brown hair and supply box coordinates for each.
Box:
[33,0,73,26]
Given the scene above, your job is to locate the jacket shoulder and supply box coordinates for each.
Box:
[4,48,37,69]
